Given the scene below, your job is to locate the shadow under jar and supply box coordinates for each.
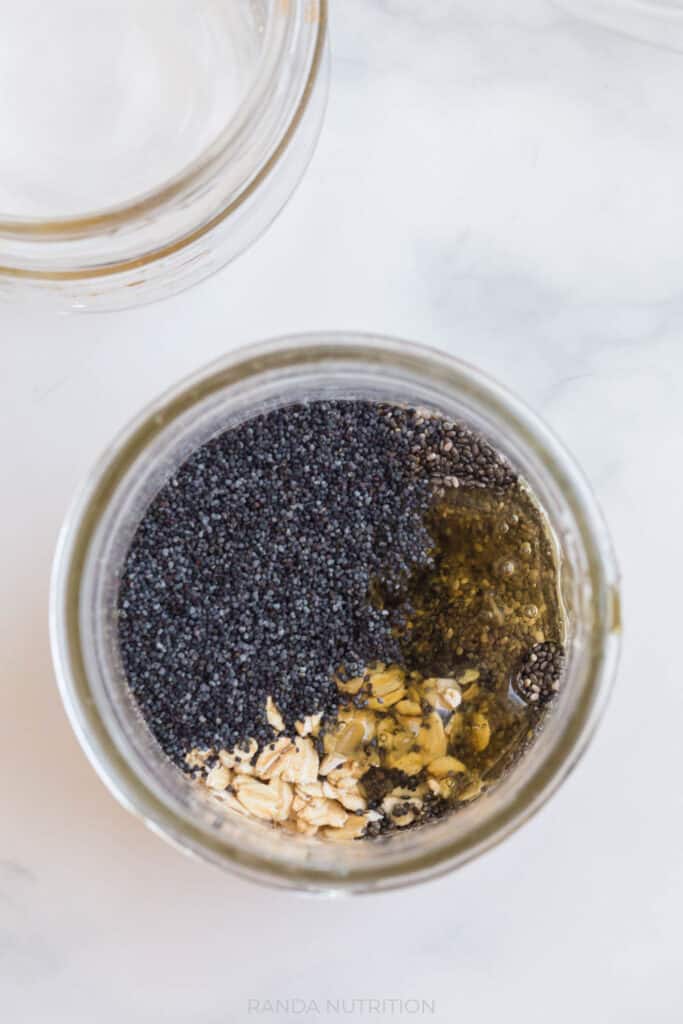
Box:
[0,0,328,310]
[50,334,620,894]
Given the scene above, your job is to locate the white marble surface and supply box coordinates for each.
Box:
[2,2,683,1021]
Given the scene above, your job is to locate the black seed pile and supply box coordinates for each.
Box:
[117,400,516,766]
[514,641,565,706]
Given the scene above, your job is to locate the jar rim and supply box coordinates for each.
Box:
[0,0,328,282]
[50,333,621,893]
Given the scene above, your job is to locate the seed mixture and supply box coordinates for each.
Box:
[117,399,565,840]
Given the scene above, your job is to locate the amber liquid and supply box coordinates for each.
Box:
[380,483,565,793]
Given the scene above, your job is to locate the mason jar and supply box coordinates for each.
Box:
[0,1,329,310]
[50,334,621,894]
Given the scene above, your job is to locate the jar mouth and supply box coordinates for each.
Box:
[0,0,328,282]
[50,334,621,893]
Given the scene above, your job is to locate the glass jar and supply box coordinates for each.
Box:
[50,334,621,894]
[0,1,329,311]
[556,0,683,49]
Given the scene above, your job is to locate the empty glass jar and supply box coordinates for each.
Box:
[0,1,329,309]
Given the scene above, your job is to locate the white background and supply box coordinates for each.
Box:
[2,2,683,1021]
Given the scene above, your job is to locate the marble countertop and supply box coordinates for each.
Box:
[2,2,682,1021]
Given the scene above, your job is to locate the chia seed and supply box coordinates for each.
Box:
[514,641,565,706]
